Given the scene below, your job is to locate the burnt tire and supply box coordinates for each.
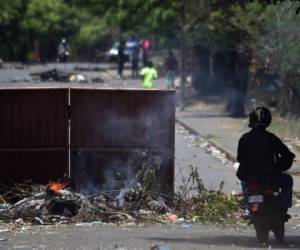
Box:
[254,220,269,244]
[273,222,285,242]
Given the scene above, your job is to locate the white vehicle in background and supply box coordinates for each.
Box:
[105,41,138,62]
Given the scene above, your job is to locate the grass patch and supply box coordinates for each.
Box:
[206,134,223,141]
[269,114,300,140]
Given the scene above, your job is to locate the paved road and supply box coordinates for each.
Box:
[0,63,167,89]
[1,223,300,250]
[175,124,240,193]
[0,63,111,83]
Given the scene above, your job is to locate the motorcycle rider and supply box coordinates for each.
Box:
[236,106,295,216]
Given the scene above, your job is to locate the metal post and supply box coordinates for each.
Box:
[180,2,187,111]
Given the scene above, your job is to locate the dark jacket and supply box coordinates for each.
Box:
[236,127,295,184]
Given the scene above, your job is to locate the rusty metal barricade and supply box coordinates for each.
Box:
[0,88,69,184]
[0,87,175,194]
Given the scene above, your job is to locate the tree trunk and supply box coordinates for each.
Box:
[192,46,210,93]
[34,39,40,63]
[211,51,226,93]
[229,49,251,117]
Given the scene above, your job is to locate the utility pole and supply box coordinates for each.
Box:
[180,1,187,111]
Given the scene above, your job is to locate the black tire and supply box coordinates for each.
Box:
[254,219,269,244]
[273,222,285,242]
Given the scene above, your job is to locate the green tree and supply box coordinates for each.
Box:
[0,0,29,61]
[255,3,300,114]
[23,0,81,61]
[230,1,300,115]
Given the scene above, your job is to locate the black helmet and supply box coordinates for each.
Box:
[248,106,272,128]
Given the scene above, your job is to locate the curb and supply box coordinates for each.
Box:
[175,118,236,162]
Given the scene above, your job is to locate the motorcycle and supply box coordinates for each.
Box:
[243,180,290,244]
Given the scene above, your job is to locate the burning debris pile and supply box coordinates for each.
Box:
[0,177,171,226]
[0,166,240,228]
[0,183,171,224]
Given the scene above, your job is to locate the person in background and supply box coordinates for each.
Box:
[117,40,125,79]
[140,61,157,89]
[57,38,70,63]
[131,45,139,79]
[164,50,178,89]
[141,39,150,67]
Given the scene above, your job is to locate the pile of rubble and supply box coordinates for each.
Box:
[30,68,104,83]
[0,181,171,226]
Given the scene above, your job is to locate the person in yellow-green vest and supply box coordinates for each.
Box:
[140,61,158,88]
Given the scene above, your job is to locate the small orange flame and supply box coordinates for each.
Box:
[47,181,66,193]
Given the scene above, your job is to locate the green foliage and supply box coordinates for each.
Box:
[76,18,108,45]
[0,0,23,24]
[23,0,79,35]
[230,1,300,106]
[175,166,240,224]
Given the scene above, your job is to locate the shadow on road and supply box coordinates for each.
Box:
[142,235,300,249]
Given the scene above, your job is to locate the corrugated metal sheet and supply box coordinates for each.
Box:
[70,89,175,194]
[0,87,175,193]
[0,89,69,183]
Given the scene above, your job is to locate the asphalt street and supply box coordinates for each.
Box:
[175,124,240,193]
[1,223,300,250]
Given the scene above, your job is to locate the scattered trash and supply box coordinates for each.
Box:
[167,213,177,222]
[176,125,234,167]
[13,246,33,250]
[0,179,171,226]
[180,223,192,229]
[69,74,87,82]
[0,164,240,229]
[0,238,7,241]
[34,217,44,225]
[211,149,221,158]
[233,162,240,170]
[91,77,104,83]
[15,218,24,225]
[150,244,171,250]
[31,69,69,82]
[147,200,171,213]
